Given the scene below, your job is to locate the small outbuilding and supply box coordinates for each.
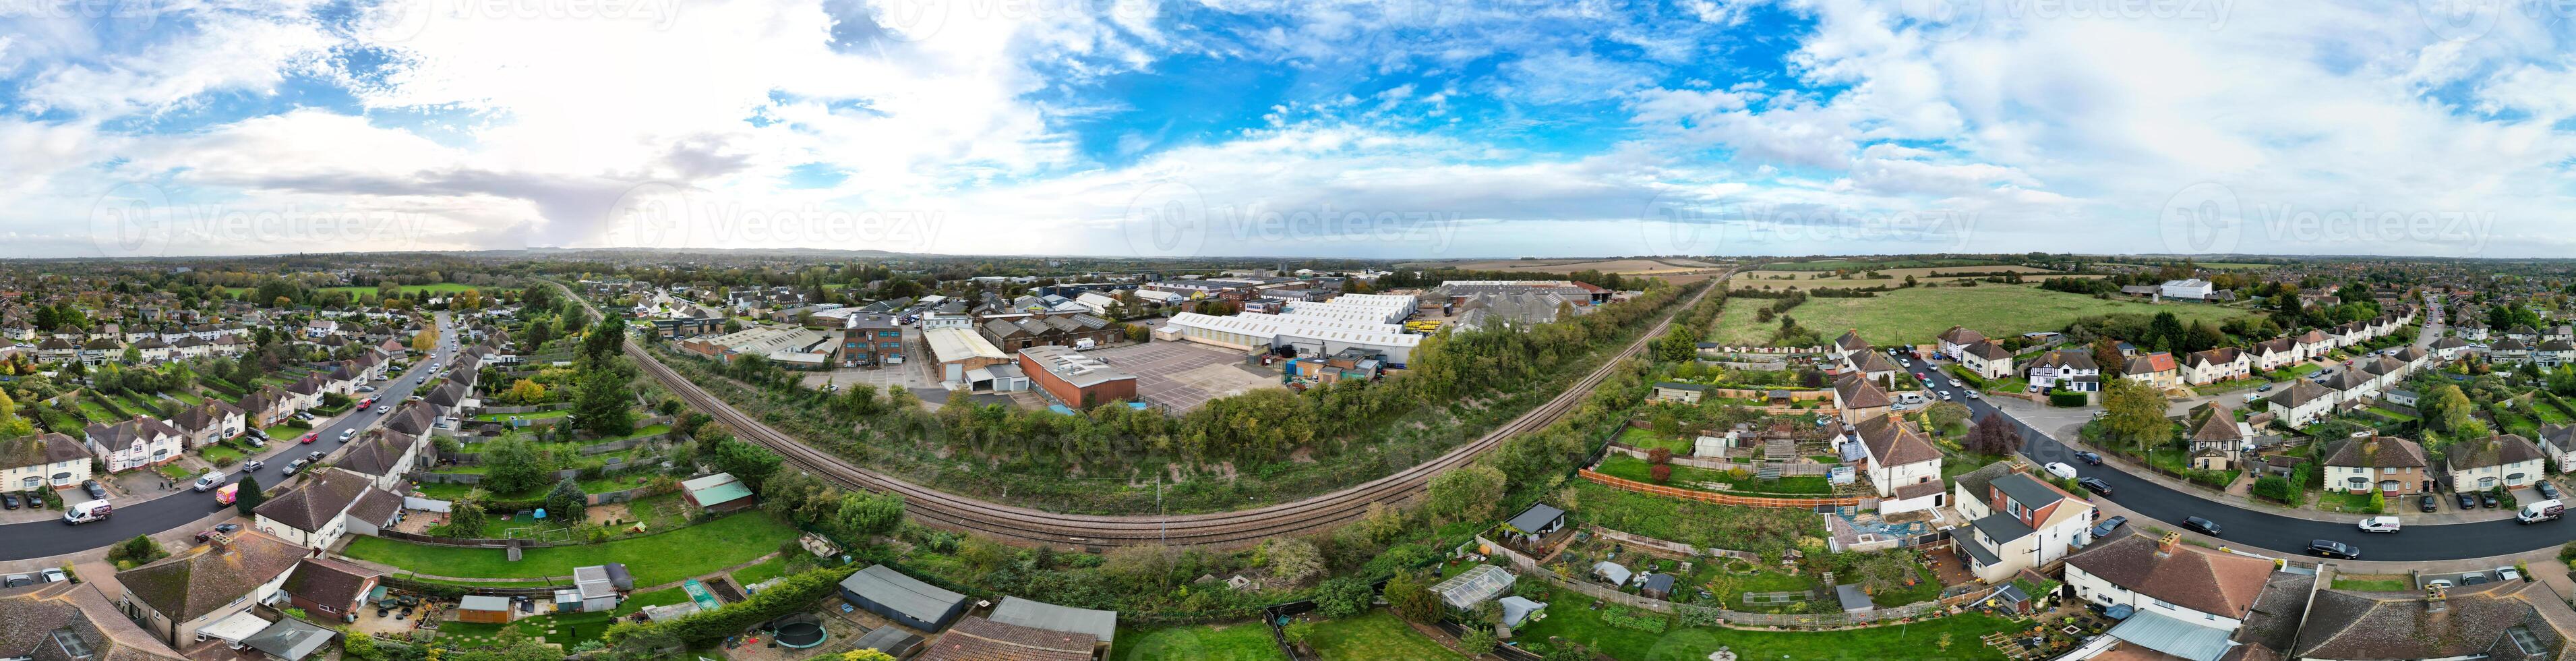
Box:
[1836,584,1875,613]
[1498,596,1547,628]
[1591,561,1632,587]
[1503,502,1566,537]
[988,596,1119,658]
[851,627,926,660]
[1429,565,1517,610]
[1639,573,1677,600]
[242,616,336,661]
[456,595,512,624]
[682,473,755,514]
[838,565,969,633]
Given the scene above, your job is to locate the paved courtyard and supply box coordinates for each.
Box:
[1088,341,1284,413]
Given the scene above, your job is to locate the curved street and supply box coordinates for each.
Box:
[0,314,458,561]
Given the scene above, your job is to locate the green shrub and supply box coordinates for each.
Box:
[2250,476,2298,502]
[2049,391,2089,407]
[1599,606,1669,633]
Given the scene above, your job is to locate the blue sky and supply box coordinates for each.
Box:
[3,0,2574,259]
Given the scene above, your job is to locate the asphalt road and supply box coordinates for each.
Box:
[1913,305,2576,562]
[0,314,458,561]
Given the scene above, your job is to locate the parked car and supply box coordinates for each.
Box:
[339,429,355,440]
[2541,482,2561,500]
[1965,390,1981,399]
[2256,383,2274,392]
[2483,492,2500,509]
[2498,566,2525,583]
[243,459,265,471]
[1,575,30,588]
[2093,515,2129,538]
[1940,392,1953,401]
[2044,462,2079,479]
[2420,494,2439,512]
[36,569,67,583]
[192,472,225,492]
[307,451,324,462]
[2074,451,2103,465]
[376,405,390,413]
[300,433,317,444]
[0,493,18,510]
[283,459,308,475]
[2308,540,2362,559]
[2358,516,2401,534]
[2078,477,2113,496]
[193,523,243,542]
[2462,573,2493,585]
[2459,492,2480,509]
[80,480,107,500]
[244,436,265,449]
[2183,516,2223,536]
[2425,578,2455,590]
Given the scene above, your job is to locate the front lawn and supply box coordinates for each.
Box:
[1290,610,1462,661]
[1513,583,2016,660]
[2331,575,2412,592]
[339,513,796,587]
[1114,623,1284,661]
[156,464,197,481]
[198,444,245,464]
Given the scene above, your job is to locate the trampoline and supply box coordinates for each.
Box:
[769,613,826,650]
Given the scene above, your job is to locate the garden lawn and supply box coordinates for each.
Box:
[2331,575,2412,592]
[1114,623,1284,661]
[1514,583,2016,660]
[729,556,789,587]
[1619,428,1694,455]
[339,513,796,586]
[610,586,690,616]
[198,444,245,464]
[1293,610,1463,661]
[1707,284,2260,347]
[76,401,117,424]
[474,409,570,422]
[166,391,206,405]
[1595,455,1834,494]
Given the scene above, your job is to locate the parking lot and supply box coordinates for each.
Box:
[1088,341,1284,413]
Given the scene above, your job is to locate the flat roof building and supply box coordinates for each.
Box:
[1019,345,1138,408]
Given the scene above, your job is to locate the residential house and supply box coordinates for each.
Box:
[2064,532,2277,630]
[2294,329,2334,359]
[237,386,298,429]
[331,430,423,492]
[1851,416,1944,513]
[1935,326,1989,358]
[1959,340,2016,381]
[82,416,185,473]
[250,468,405,550]
[2322,369,2381,404]
[168,401,246,449]
[113,530,307,648]
[2448,433,2547,491]
[1831,374,1894,425]
[0,581,187,661]
[2540,339,2576,368]
[1830,329,1871,362]
[0,432,92,491]
[2294,579,2576,660]
[2251,337,2302,371]
[2540,426,2576,475]
[2432,336,2472,360]
[837,314,906,368]
[2025,350,2101,392]
[2494,337,2533,364]
[2321,436,2432,494]
[303,320,336,338]
[1651,382,1706,405]
[279,557,382,624]
[2180,347,2250,385]
[2188,407,2250,471]
[1950,468,2095,583]
[2264,379,2337,428]
[2121,352,2180,389]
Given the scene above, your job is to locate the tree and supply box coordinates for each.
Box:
[1648,464,1673,482]
[1385,571,1443,623]
[107,534,166,568]
[545,477,588,523]
[572,370,637,437]
[833,491,905,538]
[1967,412,2024,456]
[233,473,266,515]
[2091,339,2126,378]
[2099,378,2170,449]
[1261,538,1325,585]
[704,434,783,490]
[411,328,438,353]
[1312,577,1373,619]
[1458,629,1499,656]
[1424,463,1507,524]
[502,379,547,405]
[481,437,548,495]
[2423,384,2475,435]
[446,493,491,538]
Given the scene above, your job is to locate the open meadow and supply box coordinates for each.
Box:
[1731,264,2093,291]
[1708,284,2262,347]
[1402,257,1726,275]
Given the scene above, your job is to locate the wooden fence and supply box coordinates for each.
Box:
[1578,469,1865,508]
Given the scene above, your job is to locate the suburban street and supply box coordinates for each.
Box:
[1908,301,2576,562]
[0,314,458,561]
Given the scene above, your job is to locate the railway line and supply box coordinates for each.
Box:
[613,275,1724,548]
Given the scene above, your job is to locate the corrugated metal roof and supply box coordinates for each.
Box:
[2107,610,2237,661]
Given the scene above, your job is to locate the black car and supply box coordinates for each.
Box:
[0,492,17,510]
[2308,540,2362,559]
[2542,482,2563,500]
[2483,492,2501,509]
[2183,516,2222,536]
[2074,451,2103,465]
[2462,573,2494,585]
[80,480,107,500]
[2459,492,2480,509]
[2093,515,2129,538]
[2078,477,2114,496]
[2420,494,2439,513]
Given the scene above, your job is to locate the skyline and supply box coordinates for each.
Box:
[4,1,2573,259]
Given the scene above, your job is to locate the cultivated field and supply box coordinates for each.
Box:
[1707,284,2261,347]
[1404,257,1726,275]
[1731,265,2092,291]
[1755,258,2006,270]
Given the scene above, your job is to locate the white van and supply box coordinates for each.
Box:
[63,500,111,525]
[192,471,226,492]
[2358,516,2401,534]
[2519,499,2565,524]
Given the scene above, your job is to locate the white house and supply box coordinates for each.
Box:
[0,432,94,491]
[2447,434,2547,491]
[2264,379,2337,428]
[2250,337,2302,371]
[2540,426,2576,474]
[1935,326,1989,359]
[1851,416,1944,513]
[250,468,406,550]
[2179,347,2249,385]
[1950,467,2094,583]
[1958,340,2016,381]
[82,416,185,473]
[2025,350,2101,391]
[2064,534,2278,633]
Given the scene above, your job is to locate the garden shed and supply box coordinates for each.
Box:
[1836,584,1875,613]
[1639,573,1676,600]
[1591,561,1632,586]
[851,627,924,659]
[838,565,969,633]
[456,595,512,624]
[988,596,1118,658]
[1503,502,1565,536]
[1428,565,1517,610]
[1498,596,1546,627]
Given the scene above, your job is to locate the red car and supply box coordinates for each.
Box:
[299,433,317,444]
[359,398,375,407]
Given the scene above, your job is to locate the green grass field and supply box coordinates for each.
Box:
[1708,285,2261,347]
[729,556,789,587]
[1292,610,1464,661]
[1115,623,1284,661]
[1758,258,2004,271]
[339,513,796,587]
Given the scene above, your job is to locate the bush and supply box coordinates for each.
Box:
[1311,577,1373,619]
[2049,391,2089,407]
[1646,447,1671,465]
[1599,606,1669,633]
[1649,465,1673,482]
[2250,476,2298,502]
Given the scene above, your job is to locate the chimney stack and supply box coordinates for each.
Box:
[2425,583,2449,613]
[2157,531,2180,558]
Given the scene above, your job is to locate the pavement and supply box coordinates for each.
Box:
[0,314,461,561]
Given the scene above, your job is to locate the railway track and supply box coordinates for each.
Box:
[613,275,1725,548]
